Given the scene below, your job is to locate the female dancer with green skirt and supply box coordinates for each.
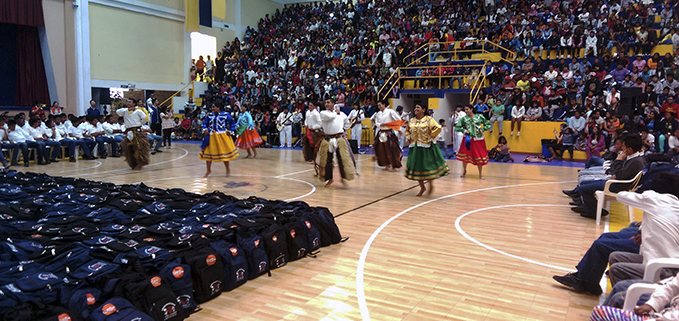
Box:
[404,104,450,196]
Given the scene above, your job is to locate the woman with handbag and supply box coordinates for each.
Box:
[455,105,491,179]
[200,102,238,177]
[234,102,263,159]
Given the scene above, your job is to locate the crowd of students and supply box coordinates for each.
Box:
[0,98,172,168]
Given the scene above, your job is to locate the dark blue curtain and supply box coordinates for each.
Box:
[0,23,17,106]
[199,0,212,27]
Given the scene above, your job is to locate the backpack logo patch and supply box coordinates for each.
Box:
[144,247,161,255]
[272,235,278,242]
[102,303,117,316]
[111,224,125,230]
[275,255,286,268]
[206,254,217,266]
[236,268,245,282]
[254,239,260,248]
[86,293,96,305]
[88,262,106,272]
[177,295,192,308]
[97,236,114,244]
[305,221,311,229]
[58,313,71,321]
[162,302,177,319]
[172,267,184,279]
[124,240,139,248]
[37,273,58,280]
[230,247,238,256]
[258,261,267,273]
[290,229,296,238]
[210,280,221,294]
[313,238,320,248]
[150,276,162,287]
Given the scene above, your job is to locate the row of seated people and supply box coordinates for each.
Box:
[552,161,679,320]
[0,110,166,168]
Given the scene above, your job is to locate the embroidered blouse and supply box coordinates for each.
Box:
[405,116,441,147]
[203,111,236,134]
[237,111,255,130]
[454,114,491,139]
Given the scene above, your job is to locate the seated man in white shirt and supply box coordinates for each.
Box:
[67,117,96,160]
[7,118,46,166]
[0,116,11,168]
[114,117,125,143]
[102,115,123,155]
[142,124,163,154]
[28,118,60,163]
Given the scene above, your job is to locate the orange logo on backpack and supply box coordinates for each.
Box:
[272,235,278,242]
[290,229,296,238]
[151,276,162,287]
[230,247,238,256]
[254,239,260,248]
[206,254,217,266]
[58,313,71,321]
[86,293,96,305]
[305,221,311,229]
[172,267,184,279]
[102,303,117,315]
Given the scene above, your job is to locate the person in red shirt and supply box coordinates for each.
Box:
[181,116,192,139]
[661,95,679,117]
[30,102,45,119]
[195,56,206,81]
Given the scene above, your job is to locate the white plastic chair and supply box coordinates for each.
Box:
[622,258,679,311]
[594,171,644,225]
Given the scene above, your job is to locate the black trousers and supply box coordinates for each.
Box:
[162,128,172,147]
[325,150,347,181]
[151,123,161,136]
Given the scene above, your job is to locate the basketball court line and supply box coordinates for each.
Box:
[78,147,189,177]
[454,204,575,271]
[48,160,103,175]
[355,180,576,321]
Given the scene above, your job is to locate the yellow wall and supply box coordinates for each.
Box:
[89,3,185,84]
[484,120,587,160]
[43,0,77,114]
[241,0,280,28]
[224,0,236,25]
[142,0,183,11]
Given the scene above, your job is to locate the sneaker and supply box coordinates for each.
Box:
[517,131,520,136]
[50,159,59,163]
[156,150,163,153]
[510,131,514,136]
[151,151,157,155]
[69,157,76,163]
[553,273,585,292]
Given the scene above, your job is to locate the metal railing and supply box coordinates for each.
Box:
[377,40,513,101]
[157,80,196,109]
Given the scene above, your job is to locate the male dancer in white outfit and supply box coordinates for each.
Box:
[450,105,466,156]
[348,104,365,146]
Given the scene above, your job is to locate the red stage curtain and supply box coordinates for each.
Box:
[0,0,45,27]
[15,25,49,106]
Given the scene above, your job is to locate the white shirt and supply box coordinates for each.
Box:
[102,122,116,137]
[9,127,34,143]
[56,124,71,140]
[617,191,679,265]
[320,110,350,135]
[670,135,679,150]
[28,126,45,140]
[436,127,448,142]
[116,108,147,128]
[544,70,559,82]
[69,124,85,139]
[511,106,526,118]
[47,126,62,141]
[305,108,322,130]
[371,108,401,130]
[348,109,365,128]
[277,112,292,126]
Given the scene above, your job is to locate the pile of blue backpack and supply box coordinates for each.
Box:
[0,170,345,321]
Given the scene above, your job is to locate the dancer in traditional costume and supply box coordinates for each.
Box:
[405,104,450,196]
[455,105,491,179]
[303,101,322,163]
[200,102,238,177]
[317,98,356,187]
[116,99,150,170]
[371,99,403,171]
[234,103,263,158]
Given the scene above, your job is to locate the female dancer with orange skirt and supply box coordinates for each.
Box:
[234,103,263,158]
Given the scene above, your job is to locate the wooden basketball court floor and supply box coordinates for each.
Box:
[27,143,609,321]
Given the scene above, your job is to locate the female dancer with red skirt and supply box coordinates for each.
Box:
[455,105,491,179]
